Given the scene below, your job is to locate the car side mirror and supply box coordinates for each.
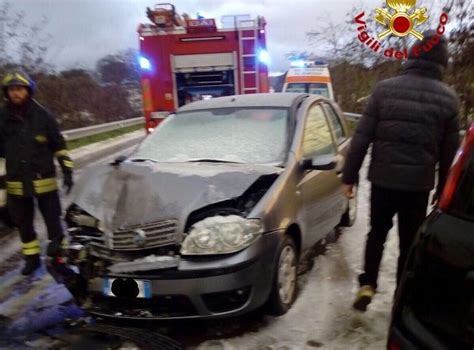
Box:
[301,154,337,171]
[110,155,127,167]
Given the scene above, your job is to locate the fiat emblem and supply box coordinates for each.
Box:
[133,229,147,248]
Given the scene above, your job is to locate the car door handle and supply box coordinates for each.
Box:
[335,154,345,174]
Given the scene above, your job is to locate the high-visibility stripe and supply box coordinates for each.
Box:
[13,73,30,86]
[34,178,56,187]
[6,179,59,195]
[34,185,57,193]
[6,181,24,196]
[7,189,23,196]
[33,178,58,194]
[55,150,69,158]
[63,160,73,168]
[23,240,40,249]
[6,181,23,189]
[23,247,41,255]
[35,184,57,194]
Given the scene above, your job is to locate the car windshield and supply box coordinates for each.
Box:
[286,83,330,98]
[132,108,289,164]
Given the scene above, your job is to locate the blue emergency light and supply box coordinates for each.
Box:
[290,60,306,68]
[258,49,271,65]
[139,56,152,70]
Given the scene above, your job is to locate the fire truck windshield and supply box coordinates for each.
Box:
[133,108,288,165]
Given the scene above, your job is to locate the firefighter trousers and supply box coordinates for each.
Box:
[8,191,64,257]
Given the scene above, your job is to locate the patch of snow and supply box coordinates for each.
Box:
[144,162,282,179]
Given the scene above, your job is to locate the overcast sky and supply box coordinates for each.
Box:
[10,0,441,73]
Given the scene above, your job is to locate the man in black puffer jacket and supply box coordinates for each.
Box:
[342,31,460,311]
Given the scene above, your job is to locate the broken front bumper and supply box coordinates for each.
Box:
[68,230,282,320]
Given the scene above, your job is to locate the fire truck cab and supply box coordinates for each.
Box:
[138,4,270,132]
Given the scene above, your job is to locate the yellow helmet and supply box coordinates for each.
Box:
[2,70,36,97]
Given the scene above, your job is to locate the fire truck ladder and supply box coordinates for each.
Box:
[238,20,259,94]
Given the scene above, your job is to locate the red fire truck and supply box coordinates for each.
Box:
[137,4,270,132]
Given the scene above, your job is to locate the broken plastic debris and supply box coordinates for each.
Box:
[107,255,179,273]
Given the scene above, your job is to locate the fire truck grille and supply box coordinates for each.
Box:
[111,220,178,251]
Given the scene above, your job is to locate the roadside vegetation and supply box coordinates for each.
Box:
[281,0,473,129]
[0,2,142,130]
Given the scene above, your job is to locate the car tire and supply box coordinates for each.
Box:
[266,235,299,316]
[339,184,358,227]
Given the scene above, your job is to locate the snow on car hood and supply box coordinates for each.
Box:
[71,161,282,232]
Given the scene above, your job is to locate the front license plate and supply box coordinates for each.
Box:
[102,278,152,299]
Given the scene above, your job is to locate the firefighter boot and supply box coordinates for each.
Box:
[21,254,41,276]
[46,235,64,258]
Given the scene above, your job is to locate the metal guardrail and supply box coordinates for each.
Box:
[62,117,144,141]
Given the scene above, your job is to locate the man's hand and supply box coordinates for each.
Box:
[342,184,355,199]
[63,173,74,195]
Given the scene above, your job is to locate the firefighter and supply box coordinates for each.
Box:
[0,70,74,275]
[0,156,15,232]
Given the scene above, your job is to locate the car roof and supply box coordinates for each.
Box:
[177,93,310,112]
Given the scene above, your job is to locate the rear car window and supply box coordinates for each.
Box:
[450,150,474,221]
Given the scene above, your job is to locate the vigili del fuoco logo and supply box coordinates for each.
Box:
[355,0,449,60]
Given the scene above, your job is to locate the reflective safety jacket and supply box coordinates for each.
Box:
[0,99,73,197]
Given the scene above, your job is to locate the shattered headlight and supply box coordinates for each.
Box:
[180,215,264,255]
[67,205,105,232]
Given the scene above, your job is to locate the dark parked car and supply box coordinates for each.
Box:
[388,124,474,349]
[57,93,356,320]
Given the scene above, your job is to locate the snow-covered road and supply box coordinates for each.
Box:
[0,161,406,349]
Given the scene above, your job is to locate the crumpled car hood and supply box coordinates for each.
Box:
[72,161,282,233]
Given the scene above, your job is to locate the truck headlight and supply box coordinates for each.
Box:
[180,215,264,255]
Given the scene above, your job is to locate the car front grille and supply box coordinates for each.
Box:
[110,220,178,251]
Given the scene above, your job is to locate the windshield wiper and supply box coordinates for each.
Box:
[129,158,158,163]
[186,158,245,164]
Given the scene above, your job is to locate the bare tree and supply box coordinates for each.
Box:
[96,49,140,86]
[0,1,53,72]
[444,0,474,128]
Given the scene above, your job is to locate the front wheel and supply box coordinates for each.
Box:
[266,235,299,316]
[339,184,358,227]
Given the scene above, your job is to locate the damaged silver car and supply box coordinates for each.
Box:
[58,93,356,320]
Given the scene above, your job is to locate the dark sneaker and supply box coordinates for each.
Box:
[353,285,375,312]
[21,254,41,276]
